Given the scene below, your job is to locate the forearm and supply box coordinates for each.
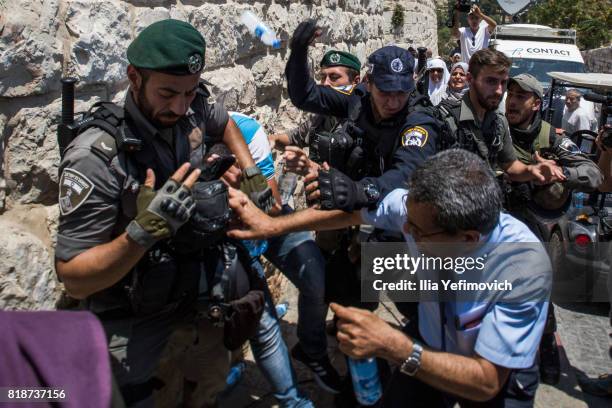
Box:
[598,151,612,192]
[505,161,536,182]
[55,232,146,299]
[268,179,282,216]
[481,13,497,31]
[270,207,362,236]
[223,119,256,169]
[274,133,292,147]
[288,121,311,147]
[452,10,460,38]
[384,334,507,402]
[285,48,348,117]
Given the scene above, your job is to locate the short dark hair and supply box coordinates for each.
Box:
[468,49,511,79]
[407,149,502,234]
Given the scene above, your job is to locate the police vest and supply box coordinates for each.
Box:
[435,98,506,168]
[63,84,257,318]
[513,121,552,164]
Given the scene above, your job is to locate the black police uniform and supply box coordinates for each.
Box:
[285,46,439,200]
[56,19,263,407]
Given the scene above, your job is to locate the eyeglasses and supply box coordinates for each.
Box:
[430,68,444,73]
[404,219,448,241]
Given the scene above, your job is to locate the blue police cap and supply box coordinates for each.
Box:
[367,46,415,93]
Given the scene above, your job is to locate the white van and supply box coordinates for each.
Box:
[491,24,592,126]
[490,24,587,89]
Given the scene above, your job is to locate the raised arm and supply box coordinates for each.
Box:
[286,20,353,118]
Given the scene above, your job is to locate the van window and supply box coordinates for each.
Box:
[510,58,585,84]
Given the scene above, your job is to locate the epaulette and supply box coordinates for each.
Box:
[90,132,119,163]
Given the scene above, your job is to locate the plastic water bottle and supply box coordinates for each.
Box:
[224,361,246,393]
[242,239,269,258]
[240,11,281,49]
[278,172,298,206]
[573,192,585,209]
[347,357,382,406]
[275,301,289,319]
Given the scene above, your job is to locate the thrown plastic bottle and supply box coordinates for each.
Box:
[348,357,382,406]
[224,361,246,393]
[275,301,289,319]
[278,171,298,206]
[573,192,585,209]
[240,11,281,49]
[242,239,269,258]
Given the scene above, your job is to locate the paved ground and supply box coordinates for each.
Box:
[219,280,611,407]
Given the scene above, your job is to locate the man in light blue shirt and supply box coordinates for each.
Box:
[227,149,552,406]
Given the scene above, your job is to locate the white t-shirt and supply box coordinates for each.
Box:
[562,106,594,136]
[459,20,491,63]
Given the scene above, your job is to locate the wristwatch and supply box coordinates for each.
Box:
[400,341,423,376]
[244,166,262,179]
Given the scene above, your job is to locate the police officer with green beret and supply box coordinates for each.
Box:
[504,73,602,386]
[55,19,272,407]
[269,49,361,156]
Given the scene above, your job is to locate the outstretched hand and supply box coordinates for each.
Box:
[227,187,276,240]
[532,151,566,184]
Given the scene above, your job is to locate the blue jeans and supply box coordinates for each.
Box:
[249,259,314,408]
[265,205,329,359]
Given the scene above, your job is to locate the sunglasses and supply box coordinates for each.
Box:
[430,68,444,73]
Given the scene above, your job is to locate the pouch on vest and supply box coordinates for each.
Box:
[198,242,265,351]
[127,243,181,316]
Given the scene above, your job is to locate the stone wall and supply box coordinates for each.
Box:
[0,0,437,309]
[383,0,438,53]
[582,46,612,74]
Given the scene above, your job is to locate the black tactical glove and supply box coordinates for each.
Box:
[290,19,319,50]
[318,168,380,212]
[127,179,195,249]
[240,166,275,213]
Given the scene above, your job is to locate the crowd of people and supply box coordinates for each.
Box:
[2,2,611,408]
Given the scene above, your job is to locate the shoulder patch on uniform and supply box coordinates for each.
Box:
[59,168,95,216]
[90,132,118,162]
[401,126,429,148]
[558,137,581,154]
[332,84,355,95]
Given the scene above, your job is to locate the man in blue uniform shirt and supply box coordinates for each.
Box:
[227,149,551,407]
[286,20,440,210]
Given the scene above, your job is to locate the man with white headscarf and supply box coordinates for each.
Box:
[427,58,450,106]
[443,61,469,103]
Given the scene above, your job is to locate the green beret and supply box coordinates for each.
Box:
[127,19,206,76]
[320,50,361,72]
